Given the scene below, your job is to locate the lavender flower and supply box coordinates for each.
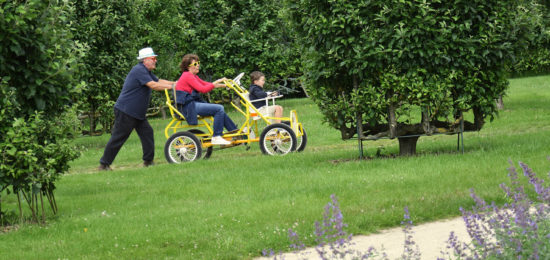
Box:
[442,161,550,259]
[262,248,275,257]
[288,228,305,251]
[401,206,421,260]
[314,194,354,259]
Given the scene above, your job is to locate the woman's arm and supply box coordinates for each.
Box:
[212,77,228,88]
[182,73,215,93]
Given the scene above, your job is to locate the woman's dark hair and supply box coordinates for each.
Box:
[180,54,199,72]
[250,71,265,84]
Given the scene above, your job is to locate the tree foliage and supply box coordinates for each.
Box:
[0,0,81,223]
[72,0,140,134]
[508,0,550,75]
[0,0,83,116]
[286,0,538,154]
[136,0,301,102]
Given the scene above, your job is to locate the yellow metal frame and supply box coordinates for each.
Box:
[163,77,305,149]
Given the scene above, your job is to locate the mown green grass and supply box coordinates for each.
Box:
[1,75,550,259]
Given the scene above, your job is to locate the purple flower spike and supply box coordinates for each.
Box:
[441,161,550,259]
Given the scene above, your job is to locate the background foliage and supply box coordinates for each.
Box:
[508,0,550,75]
[135,0,301,103]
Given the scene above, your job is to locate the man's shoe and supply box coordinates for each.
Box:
[282,120,291,125]
[211,135,231,145]
[98,163,112,171]
[144,160,155,167]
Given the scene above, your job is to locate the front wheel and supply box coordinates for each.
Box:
[164,131,203,163]
[259,123,297,155]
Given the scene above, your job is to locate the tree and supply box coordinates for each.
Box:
[72,0,140,134]
[286,0,536,155]
[0,0,82,223]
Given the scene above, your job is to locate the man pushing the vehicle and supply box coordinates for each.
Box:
[98,47,175,171]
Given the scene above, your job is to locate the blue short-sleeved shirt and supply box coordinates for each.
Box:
[114,63,159,120]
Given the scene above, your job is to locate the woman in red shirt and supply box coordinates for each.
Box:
[175,54,237,145]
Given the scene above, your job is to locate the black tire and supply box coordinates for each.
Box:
[188,129,213,159]
[259,123,297,155]
[296,128,307,152]
[164,131,202,163]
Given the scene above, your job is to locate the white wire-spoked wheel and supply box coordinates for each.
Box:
[164,131,203,163]
[259,123,297,155]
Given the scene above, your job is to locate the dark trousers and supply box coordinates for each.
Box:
[99,109,154,165]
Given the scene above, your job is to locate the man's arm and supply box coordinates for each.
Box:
[146,80,175,91]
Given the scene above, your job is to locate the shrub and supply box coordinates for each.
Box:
[0,112,80,224]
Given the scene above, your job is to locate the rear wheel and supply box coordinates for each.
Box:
[188,129,213,159]
[296,128,307,152]
[164,132,202,163]
[289,110,306,152]
[259,123,296,155]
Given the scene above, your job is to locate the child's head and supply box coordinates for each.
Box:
[250,71,265,87]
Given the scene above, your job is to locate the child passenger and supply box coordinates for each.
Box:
[248,71,283,123]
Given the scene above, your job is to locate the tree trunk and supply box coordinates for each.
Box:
[388,103,397,139]
[353,75,363,139]
[103,117,111,134]
[0,193,3,224]
[421,109,432,135]
[160,104,167,120]
[89,104,96,135]
[398,136,419,156]
[496,95,504,110]
[299,81,309,98]
[473,106,485,130]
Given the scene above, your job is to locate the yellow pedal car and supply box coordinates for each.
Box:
[163,73,307,163]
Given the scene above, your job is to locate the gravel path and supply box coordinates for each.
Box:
[256,216,469,260]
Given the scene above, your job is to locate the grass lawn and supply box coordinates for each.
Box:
[1,75,549,259]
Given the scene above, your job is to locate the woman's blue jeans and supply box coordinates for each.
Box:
[195,102,237,136]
